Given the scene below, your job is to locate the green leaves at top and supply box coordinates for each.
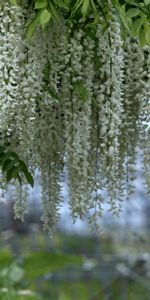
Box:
[26,0,63,40]
[113,0,150,45]
[0,146,34,187]
[24,0,150,46]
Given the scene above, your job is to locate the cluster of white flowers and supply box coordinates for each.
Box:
[0,1,149,232]
[122,37,145,197]
[96,10,124,215]
[0,2,24,141]
[13,185,29,221]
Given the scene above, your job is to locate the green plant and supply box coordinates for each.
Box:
[0,146,34,187]
[21,0,150,46]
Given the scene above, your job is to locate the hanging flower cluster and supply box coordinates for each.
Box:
[0,1,149,232]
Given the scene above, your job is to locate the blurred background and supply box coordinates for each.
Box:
[0,159,150,300]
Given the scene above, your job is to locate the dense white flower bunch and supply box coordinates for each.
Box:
[0,1,149,232]
[121,37,145,197]
[0,1,24,140]
[96,11,124,215]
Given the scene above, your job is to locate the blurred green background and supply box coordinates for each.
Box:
[0,181,150,300]
[0,219,150,300]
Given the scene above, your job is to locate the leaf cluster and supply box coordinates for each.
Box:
[114,0,150,46]
[26,0,70,39]
[14,0,149,45]
[0,146,34,187]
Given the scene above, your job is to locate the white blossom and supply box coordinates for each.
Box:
[0,1,149,232]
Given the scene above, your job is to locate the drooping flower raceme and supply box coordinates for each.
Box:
[96,12,124,215]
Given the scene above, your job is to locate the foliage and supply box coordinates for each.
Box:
[0,249,84,300]
[24,252,83,278]
[0,237,150,300]
[0,146,34,187]
[16,0,150,46]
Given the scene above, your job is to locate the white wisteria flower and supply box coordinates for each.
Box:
[0,0,149,232]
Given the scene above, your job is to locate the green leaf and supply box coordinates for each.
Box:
[81,0,90,17]
[90,0,97,13]
[0,150,19,165]
[139,26,146,47]
[9,0,17,5]
[0,147,34,187]
[0,152,6,164]
[131,17,143,36]
[0,146,5,153]
[114,4,129,31]
[145,24,150,44]
[72,0,83,14]
[17,173,22,185]
[127,8,140,18]
[53,0,69,9]
[25,12,41,40]
[126,0,136,3]
[40,9,51,29]
[35,0,47,9]
[9,151,20,161]
[0,152,12,164]
[2,159,15,173]
[49,2,60,22]
[19,160,34,187]
[24,170,34,187]
[18,160,28,172]
[6,166,18,183]
[144,0,150,5]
